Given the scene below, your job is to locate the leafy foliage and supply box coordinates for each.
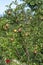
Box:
[0,0,43,65]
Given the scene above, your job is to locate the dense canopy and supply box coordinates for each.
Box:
[0,0,43,65]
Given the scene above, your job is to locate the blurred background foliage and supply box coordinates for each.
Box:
[0,0,43,65]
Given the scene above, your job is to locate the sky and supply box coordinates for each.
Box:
[0,0,31,16]
[0,0,13,15]
[0,0,23,15]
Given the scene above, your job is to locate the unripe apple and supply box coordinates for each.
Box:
[30,17,32,19]
[3,26,8,30]
[34,50,37,54]
[7,11,11,15]
[13,29,17,32]
[10,38,14,42]
[18,28,22,32]
[5,23,9,28]
[25,32,29,36]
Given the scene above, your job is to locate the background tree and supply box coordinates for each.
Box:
[0,0,43,65]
